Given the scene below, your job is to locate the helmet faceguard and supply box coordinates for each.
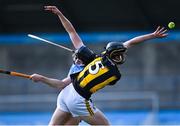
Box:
[105,42,127,64]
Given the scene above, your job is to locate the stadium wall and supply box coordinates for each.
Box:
[0,33,180,111]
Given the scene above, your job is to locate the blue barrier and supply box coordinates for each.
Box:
[0,31,180,44]
[0,110,180,125]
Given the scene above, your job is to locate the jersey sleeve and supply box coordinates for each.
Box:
[68,64,84,77]
[67,64,75,77]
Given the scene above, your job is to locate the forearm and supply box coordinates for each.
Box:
[45,6,84,49]
[57,13,84,49]
[57,13,74,33]
[39,76,67,89]
[123,33,155,48]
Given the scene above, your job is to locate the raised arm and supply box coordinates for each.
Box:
[123,26,168,48]
[30,74,71,90]
[44,6,84,49]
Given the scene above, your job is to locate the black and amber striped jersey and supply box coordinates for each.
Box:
[72,55,121,100]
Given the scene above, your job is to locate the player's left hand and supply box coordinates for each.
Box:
[30,74,44,82]
[152,26,168,38]
[44,6,61,15]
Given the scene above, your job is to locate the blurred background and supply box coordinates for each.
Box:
[0,0,180,125]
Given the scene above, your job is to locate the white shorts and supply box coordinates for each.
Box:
[57,83,98,117]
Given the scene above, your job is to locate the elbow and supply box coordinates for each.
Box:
[57,86,64,91]
[57,82,67,90]
[56,85,64,91]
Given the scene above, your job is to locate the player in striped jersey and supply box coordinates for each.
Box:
[31,5,168,125]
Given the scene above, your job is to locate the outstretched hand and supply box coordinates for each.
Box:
[152,26,168,38]
[44,6,61,15]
